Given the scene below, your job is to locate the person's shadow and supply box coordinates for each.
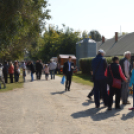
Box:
[51,91,66,95]
[71,105,125,121]
[121,110,134,120]
[82,100,94,106]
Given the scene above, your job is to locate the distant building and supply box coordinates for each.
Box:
[76,38,97,68]
[97,32,134,56]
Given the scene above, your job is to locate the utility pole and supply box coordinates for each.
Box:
[120,25,122,36]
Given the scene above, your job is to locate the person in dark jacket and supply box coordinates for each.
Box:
[3,61,8,83]
[14,61,20,82]
[92,49,108,108]
[36,60,43,80]
[63,56,74,91]
[29,61,35,82]
[105,57,127,110]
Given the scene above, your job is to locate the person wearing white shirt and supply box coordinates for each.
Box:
[63,56,74,91]
[120,51,132,105]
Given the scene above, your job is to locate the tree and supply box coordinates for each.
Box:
[0,0,51,61]
[82,31,88,38]
[29,25,81,62]
[88,30,101,41]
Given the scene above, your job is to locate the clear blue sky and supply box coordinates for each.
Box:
[47,0,134,39]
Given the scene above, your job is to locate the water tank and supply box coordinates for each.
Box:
[76,38,97,68]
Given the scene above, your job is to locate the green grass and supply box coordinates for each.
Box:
[0,74,24,92]
[57,71,93,86]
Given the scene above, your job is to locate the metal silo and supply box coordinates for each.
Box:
[76,38,97,68]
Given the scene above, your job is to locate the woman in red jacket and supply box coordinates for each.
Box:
[105,57,127,110]
[8,62,14,83]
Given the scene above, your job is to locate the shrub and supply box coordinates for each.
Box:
[79,56,123,75]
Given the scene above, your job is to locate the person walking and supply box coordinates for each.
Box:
[0,63,6,89]
[49,60,57,79]
[105,57,127,110]
[21,61,26,82]
[8,62,14,83]
[44,64,49,80]
[63,56,74,91]
[14,61,20,82]
[120,51,132,105]
[92,49,108,108]
[3,61,8,83]
[36,60,43,80]
[29,61,35,82]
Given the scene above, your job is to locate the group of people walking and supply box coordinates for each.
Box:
[26,60,57,82]
[0,61,26,88]
[90,50,133,110]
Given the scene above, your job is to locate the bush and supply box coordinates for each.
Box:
[79,56,123,75]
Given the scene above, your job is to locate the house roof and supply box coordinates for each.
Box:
[59,54,76,59]
[97,32,134,56]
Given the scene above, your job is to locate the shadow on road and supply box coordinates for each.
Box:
[82,100,94,106]
[121,110,134,120]
[71,105,125,121]
[51,91,66,95]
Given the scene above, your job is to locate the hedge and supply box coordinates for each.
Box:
[79,56,124,75]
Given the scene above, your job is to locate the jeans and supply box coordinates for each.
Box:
[50,70,55,79]
[94,79,108,107]
[14,73,19,82]
[31,72,34,81]
[133,84,134,107]
[121,80,130,103]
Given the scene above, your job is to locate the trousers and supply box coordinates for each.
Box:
[94,79,108,107]
[108,86,121,108]
[50,70,55,79]
[121,81,129,103]
[65,71,72,90]
[36,70,42,80]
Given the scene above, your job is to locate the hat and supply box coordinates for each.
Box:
[98,49,105,54]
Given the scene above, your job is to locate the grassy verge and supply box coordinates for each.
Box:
[0,74,24,92]
[57,71,93,87]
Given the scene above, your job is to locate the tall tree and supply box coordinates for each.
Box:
[0,0,51,61]
[89,30,101,41]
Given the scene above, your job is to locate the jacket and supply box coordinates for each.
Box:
[105,63,126,85]
[44,67,49,74]
[129,69,134,87]
[92,54,107,80]
[119,57,132,78]
[8,65,14,74]
[30,63,35,73]
[3,64,8,74]
[49,62,57,70]
[36,62,43,71]
[0,67,3,77]
[63,61,74,75]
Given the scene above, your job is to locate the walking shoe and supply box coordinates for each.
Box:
[115,106,121,109]
[96,106,100,108]
[87,96,92,100]
[107,107,112,110]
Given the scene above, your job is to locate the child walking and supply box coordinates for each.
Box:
[44,64,49,80]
